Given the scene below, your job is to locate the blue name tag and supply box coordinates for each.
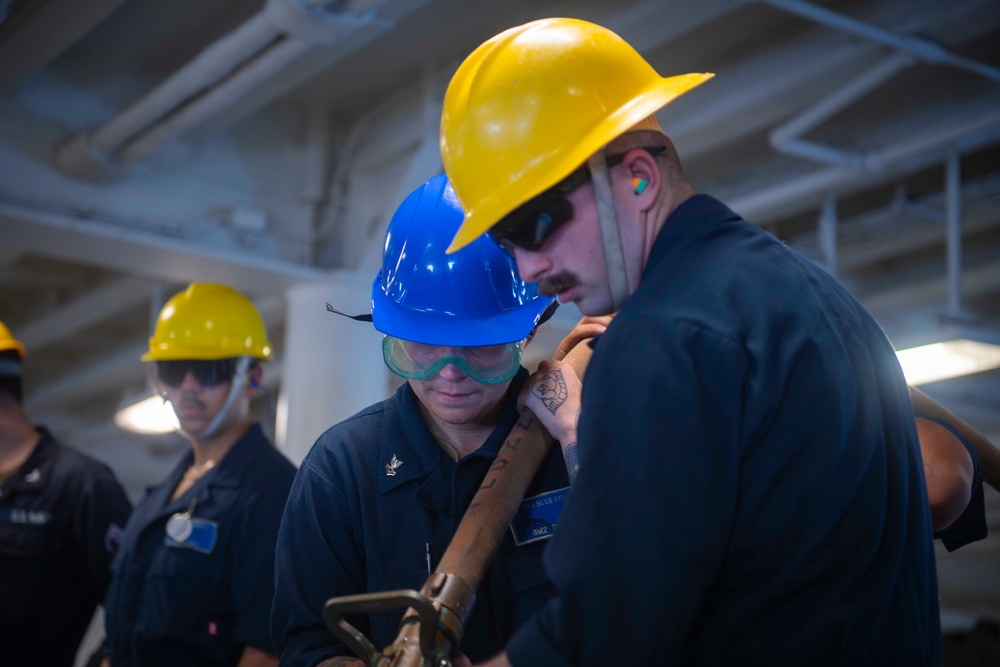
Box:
[509,486,570,546]
[165,518,218,554]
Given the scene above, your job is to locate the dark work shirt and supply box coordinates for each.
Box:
[104,423,295,666]
[507,195,941,666]
[0,428,131,667]
[272,370,570,666]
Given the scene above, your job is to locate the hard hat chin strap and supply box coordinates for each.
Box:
[178,356,252,441]
[587,151,631,312]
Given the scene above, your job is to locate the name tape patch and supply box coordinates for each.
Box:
[509,486,570,546]
[0,508,53,526]
[164,517,218,554]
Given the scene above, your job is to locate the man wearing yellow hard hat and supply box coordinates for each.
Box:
[440,18,941,666]
[0,321,131,667]
[99,283,295,667]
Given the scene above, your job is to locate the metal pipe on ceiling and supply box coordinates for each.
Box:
[117,37,312,163]
[769,53,915,168]
[54,13,280,176]
[766,0,1000,172]
[732,106,1000,222]
[759,0,1000,84]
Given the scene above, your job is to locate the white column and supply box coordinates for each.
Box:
[276,276,388,466]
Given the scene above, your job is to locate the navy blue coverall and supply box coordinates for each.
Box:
[506,195,942,666]
[272,370,570,666]
[0,428,131,667]
[104,424,295,666]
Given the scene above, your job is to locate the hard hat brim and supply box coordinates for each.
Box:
[371,274,555,347]
[141,344,272,362]
[446,72,714,254]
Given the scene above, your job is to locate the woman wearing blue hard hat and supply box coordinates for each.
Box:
[272,175,595,666]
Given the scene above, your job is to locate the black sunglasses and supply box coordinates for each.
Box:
[156,359,239,388]
[490,146,667,257]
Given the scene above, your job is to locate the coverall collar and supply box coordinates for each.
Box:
[1,427,56,496]
[141,422,269,523]
[377,371,527,496]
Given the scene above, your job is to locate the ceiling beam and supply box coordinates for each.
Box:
[727,106,1000,224]
[24,341,147,412]
[860,260,1000,317]
[787,174,1000,272]
[0,0,132,93]
[16,277,152,353]
[605,0,742,54]
[668,0,999,158]
[0,201,332,296]
[0,242,20,268]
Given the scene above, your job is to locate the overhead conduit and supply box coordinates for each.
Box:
[761,0,1000,84]
[763,0,1000,171]
[731,0,1000,223]
[755,0,1000,330]
[54,0,431,177]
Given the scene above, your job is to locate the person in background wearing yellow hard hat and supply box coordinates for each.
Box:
[98,284,295,667]
[441,18,941,666]
[0,320,131,667]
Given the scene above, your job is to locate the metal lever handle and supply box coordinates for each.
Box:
[325,571,476,666]
[323,588,443,666]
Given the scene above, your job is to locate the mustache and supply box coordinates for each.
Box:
[176,395,205,409]
[538,273,579,296]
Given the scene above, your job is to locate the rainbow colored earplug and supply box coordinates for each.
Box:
[632,177,648,194]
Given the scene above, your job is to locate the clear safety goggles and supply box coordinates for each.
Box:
[382,336,521,384]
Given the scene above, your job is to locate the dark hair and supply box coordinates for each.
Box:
[0,350,22,403]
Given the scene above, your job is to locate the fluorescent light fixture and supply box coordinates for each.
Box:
[114,394,179,434]
[896,339,1000,386]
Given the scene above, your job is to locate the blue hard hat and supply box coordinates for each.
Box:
[372,174,555,346]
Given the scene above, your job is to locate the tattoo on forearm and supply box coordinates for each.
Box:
[532,370,568,415]
[564,442,580,484]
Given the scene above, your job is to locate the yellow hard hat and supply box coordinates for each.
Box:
[441,17,713,253]
[0,320,25,357]
[142,283,272,361]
